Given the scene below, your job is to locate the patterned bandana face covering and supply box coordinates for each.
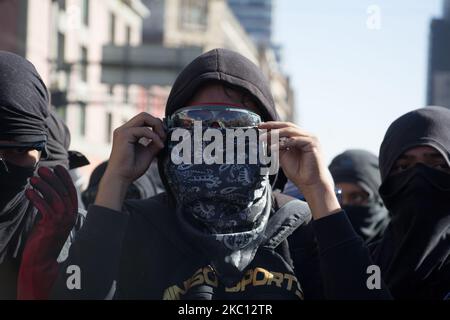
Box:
[163,115,271,282]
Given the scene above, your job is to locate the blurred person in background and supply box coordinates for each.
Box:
[371,106,450,300]
[329,150,390,244]
[82,161,164,208]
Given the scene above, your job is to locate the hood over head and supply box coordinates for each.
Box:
[379,106,450,181]
[329,149,389,243]
[0,51,49,147]
[374,106,450,299]
[165,48,279,121]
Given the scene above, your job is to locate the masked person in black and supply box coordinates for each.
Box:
[82,161,164,208]
[0,51,83,299]
[50,49,391,300]
[0,51,52,299]
[371,106,450,300]
[329,150,389,244]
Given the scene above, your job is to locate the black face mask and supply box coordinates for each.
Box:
[380,163,450,234]
[0,159,35,209]
[343,201,388,243]
[377,164,450,298]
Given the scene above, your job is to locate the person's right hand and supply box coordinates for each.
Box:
[95,113,166,211]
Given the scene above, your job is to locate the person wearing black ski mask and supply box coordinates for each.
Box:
[329,150,390,244]
[0,51,83,299]
[0,51,52,299]
[371,106,450,300]
[49,49,391,300]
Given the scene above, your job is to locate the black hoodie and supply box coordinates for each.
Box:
[50,49,391,300]
[329,149,390,244]
[371,106,450,300]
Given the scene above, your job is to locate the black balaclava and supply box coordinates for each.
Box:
[159,49,279,285]
[0,51,50,266]
[329,149,389,244]
[375,106,450,300]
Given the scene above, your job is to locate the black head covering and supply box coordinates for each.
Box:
[165,48,278,121]
[373,106,450,299]
[40,110,89,170]
[40,111,70,169]
[329,149,389,243]
[0,51,49,146]
[330,149,381,194]
[0,53,68,298]
[159,48,283,185]
[379,106,450,181]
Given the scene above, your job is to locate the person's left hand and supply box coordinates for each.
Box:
[17,165,78,300]
[259,122,340,219]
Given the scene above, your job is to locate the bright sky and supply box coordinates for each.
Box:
[274,0,443,163]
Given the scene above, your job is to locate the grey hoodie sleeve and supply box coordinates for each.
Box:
[50,205,128,299]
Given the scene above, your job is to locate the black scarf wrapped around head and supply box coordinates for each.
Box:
[0,52,79,299]
[374,106,450,300]
[0,51,49,145]
[0,52,51,265]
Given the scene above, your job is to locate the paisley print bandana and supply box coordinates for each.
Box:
[163,128,271,282]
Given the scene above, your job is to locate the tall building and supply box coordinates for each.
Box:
[227,0,273,46]
[0,0,149,181]
[427,0,450,108]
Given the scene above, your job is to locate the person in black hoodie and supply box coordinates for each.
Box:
[371,106,450,300]
[329,150,390,244]
[0,51,84,299]
[49,49,391,300]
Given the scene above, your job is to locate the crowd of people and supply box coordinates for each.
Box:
[0,49,449,300]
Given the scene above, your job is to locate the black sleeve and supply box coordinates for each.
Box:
[50,205,129,299]
[311,211,392,300]
[289,223,325,300]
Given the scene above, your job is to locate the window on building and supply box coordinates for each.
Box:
[81,46,88,82]
[110,12,116,44]
[106,112,113,143]
[79,103,86,136]
[82,0,90,26]
[123,25,132,104]
[53,0,66,11]
[124,86,130,104]
[126,25,132,46]
[56,105,67,122]
[179,0,208,30]
[57,32,65,70]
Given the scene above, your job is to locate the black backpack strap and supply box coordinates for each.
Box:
[262,192,312,250]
